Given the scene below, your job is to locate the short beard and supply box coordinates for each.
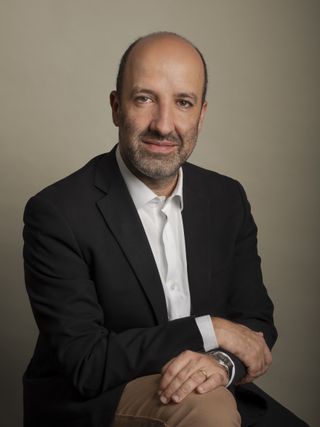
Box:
[119,118,199,181]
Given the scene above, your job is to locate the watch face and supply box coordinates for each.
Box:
[218,353,230,364]
[210,351,233,378]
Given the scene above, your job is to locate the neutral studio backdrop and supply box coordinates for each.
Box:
[0,1,319,426]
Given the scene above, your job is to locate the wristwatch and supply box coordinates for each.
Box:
[207,351,233,380]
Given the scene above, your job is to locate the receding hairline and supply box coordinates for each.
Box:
[128,32,201,57]
[116,31,208,103]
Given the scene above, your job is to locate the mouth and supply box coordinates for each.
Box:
[142,139,179,154]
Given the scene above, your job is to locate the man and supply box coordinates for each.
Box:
[23,32,307,427]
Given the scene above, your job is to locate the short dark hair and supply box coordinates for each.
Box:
[116,32,208,104]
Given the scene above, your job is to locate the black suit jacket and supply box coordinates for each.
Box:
[23,147,277,427]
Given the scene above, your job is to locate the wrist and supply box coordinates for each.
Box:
[211,317,227,348]
[207,350,234,385]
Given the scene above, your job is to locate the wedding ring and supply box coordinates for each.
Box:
[198,368,208,380]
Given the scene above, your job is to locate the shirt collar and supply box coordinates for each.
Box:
[116,145,184,211]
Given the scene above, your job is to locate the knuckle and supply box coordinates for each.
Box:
[211,372,224,385]
[191,371,203,383]
[252,347,261,358]
[248,359,258,370]
[161,365,167,374]
[197,383,208,393]
[180,383,192,394]
[166,366,176,377]
[195,353,202,362]
[164,384,175,397]
[248,367,258,376]
[189,360,198,370]
[176,371,186,382]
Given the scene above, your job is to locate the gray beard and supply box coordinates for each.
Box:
[117,109,200,180]
[124,145,188,180]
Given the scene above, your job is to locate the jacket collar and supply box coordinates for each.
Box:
[94,147,168,323]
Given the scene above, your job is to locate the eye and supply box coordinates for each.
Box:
[135,95,152,104]
[177,99,193,109]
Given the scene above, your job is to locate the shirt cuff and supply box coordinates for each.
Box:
[195,315,218,351]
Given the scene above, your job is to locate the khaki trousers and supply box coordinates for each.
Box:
[111,374,241,427]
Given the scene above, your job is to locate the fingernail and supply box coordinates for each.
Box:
[198,386,204,393]
[172,394,180,402]
[160,396,168,404]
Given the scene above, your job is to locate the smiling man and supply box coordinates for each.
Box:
[110,34,207,194]
[23,32,307,427]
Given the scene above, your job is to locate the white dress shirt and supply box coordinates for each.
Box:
[116,147,235,385]
[116,147,217,345]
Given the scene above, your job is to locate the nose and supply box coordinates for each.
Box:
[149,102,175,136]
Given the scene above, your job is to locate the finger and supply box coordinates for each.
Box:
[238,334,264,368]
[166,368,208,403]
[249,342,271,377]
[196,370,228,394]
[247,347,270,378]
[247,366,264,379]
[247,348,266,377]
[161,357,176,376]
[160,359,200,402]
[245,336,268,374]
[242,350,263,375]
[264,345,273,366]
[238,374,255,385]
[255,333,272,366]
[160,351,196,391]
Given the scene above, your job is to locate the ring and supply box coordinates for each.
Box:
[198,368,208,380]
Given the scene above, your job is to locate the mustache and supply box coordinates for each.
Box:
[139,130,181,145]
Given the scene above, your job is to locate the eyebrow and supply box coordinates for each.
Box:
[176,92,198,103]
[130,87,198,103]
[130,87,156,97]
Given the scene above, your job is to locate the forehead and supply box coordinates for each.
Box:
[123,36,205,96]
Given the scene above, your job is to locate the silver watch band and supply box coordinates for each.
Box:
[206,350,233,380]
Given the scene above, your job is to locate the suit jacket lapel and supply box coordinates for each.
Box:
[182,165,213,315]
[94,150,168,324]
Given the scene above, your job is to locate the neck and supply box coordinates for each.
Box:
[125,161,178,197]
[138,174,179,197]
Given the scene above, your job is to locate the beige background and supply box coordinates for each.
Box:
[0,1,319,426]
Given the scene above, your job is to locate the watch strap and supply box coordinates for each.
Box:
[206,350,233,380]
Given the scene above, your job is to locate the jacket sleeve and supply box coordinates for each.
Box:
[23,195,204,398]
[220,181,278,384]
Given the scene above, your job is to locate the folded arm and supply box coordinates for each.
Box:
[23,195,204,398]
[159,181,277,402]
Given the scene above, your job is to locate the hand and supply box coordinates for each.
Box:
[158,350,228,404]
[212,317,272,383]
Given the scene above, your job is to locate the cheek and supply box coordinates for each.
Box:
[120,118,145,143]
[181,123,199,142]
[127,105,153,123]
[125,113,151,135]
[176,112,201,134]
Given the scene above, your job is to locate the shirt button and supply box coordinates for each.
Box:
[170,283,177,290]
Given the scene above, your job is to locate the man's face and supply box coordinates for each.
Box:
[110,35,207,182]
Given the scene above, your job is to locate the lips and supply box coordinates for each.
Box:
[143,139,178,147]
[142,139,179,153]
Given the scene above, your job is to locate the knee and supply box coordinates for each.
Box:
[181,387,241,427]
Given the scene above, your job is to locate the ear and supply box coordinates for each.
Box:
[110,90,120,127]
[197,101,208,133]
